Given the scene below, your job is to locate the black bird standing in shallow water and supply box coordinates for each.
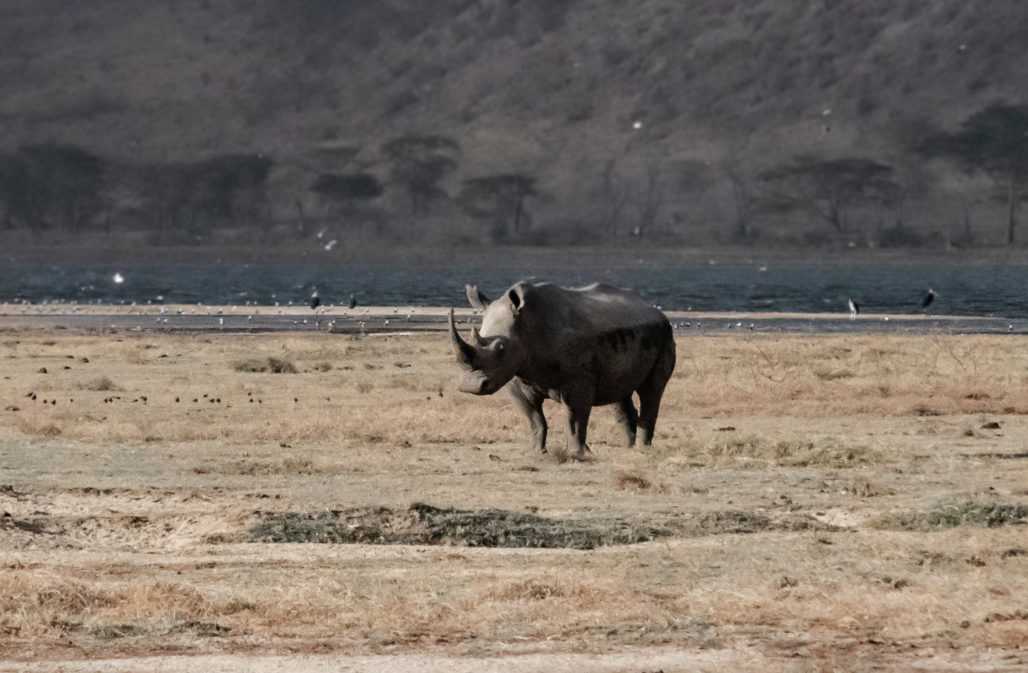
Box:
[309,289,321,311]
[921,288,936,311]
[348,293,357,310]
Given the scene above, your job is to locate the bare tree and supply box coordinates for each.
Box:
[598,158,631,238]
[632,162,664,239]
[723,159,758,240]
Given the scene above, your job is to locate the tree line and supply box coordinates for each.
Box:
[1,102,1026,247]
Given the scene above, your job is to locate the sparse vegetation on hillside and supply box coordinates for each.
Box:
[1,1,1027,250]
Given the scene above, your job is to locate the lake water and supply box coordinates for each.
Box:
[1,258,1026,318]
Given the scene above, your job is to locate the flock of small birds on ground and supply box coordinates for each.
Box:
[9,385,333,414]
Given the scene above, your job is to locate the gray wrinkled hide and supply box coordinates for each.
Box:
[450,281,676,460]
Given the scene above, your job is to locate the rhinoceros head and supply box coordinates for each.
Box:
[449,283,528,395]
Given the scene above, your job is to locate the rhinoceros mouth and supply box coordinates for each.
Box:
[458,370,495,395]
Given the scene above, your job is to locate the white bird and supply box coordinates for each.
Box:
[112,272,125,285]
[848,297,860,319]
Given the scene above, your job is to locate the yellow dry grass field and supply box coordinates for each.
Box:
[0,329,1027,670]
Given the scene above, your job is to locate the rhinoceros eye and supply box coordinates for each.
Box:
[495,341,505,354]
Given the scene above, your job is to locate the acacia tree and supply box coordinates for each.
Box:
[758,156,900,235]
[381,135,459,215]
[916,103,1028,245]
[311,173,384,208]
[138,154,273,243]
[458,173,538,238]
[0,144,105,232]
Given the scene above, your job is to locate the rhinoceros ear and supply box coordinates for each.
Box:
[465,284,490,310]
[507,284,528,316]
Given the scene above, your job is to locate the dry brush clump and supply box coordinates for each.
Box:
[248,503,671,549]
[78,376,122,391]
[613,470,653,491]
[872,501,1028,531]
[232,357,298,374]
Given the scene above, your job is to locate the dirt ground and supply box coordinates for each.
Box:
[0,326,1026,671]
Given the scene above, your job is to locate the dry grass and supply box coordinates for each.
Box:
[0,572,249,641]
[1,330,1027,666]
[6,332,1028,450]
[669,434,887,468]
[613,470,653,491]
[6,330,1028,447]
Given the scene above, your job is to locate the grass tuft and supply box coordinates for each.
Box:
[233,357,298,374]
[79,376,121,391]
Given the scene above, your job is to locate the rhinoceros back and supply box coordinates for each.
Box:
[515,282,674,404]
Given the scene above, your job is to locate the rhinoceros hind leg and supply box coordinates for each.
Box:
[638,344,676,446]
[614,397,638,447]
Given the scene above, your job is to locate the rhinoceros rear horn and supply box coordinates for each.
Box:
[448,309,476,367]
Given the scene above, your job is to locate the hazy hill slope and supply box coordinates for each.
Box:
[3,1,1026,158]
[1,0,1026,244]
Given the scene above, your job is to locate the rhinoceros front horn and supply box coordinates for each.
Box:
[449,309,476,367]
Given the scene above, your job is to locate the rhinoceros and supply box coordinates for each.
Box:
[449,280,676,460]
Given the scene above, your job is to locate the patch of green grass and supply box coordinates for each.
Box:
[248,503,670,549]
[873,501,1028,531]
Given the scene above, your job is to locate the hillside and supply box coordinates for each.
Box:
[2,0,1027,250]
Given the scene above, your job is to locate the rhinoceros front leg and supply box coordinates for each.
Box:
[508,382,548,453]
[562,386,595,460]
